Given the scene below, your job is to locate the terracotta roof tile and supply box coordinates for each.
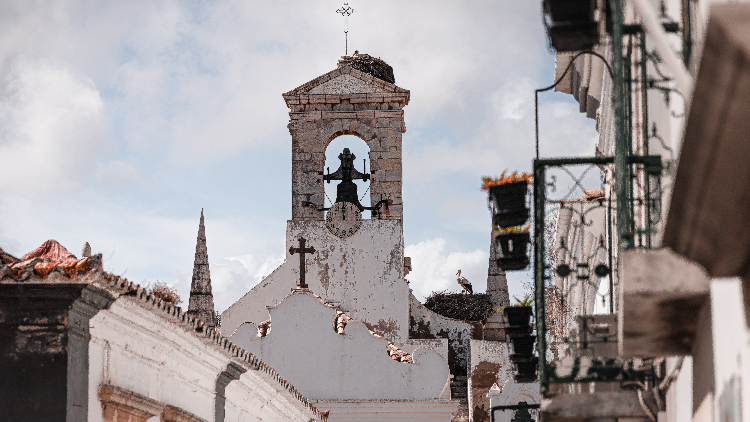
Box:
[0,247,19,265]
[21,239,77,262]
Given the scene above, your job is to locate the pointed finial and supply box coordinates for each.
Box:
[81,242,91,258]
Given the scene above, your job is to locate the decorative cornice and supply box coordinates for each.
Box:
[99,384,165,419]
[162,405,208,422]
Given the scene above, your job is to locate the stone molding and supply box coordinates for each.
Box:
[162,405,208,422]
[99,385,210,422]
[99,384,165,422]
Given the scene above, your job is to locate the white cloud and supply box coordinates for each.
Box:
[209,251,285,312]
[405,238,488,301]
[95,159,142,187]
[0,1,600,322]
[493,77,535,121]
[0,59,110,195]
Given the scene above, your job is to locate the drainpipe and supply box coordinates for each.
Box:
[630,0,693,97]
[610,0,632,251]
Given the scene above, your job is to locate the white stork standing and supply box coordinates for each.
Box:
[456,269,472,294]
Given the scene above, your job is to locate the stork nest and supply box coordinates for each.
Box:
[348,54,395,84]
[423,291,495,322]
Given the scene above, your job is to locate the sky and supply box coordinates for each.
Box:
[0,1,600,312]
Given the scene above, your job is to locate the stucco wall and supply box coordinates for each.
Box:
[467,340,515,422]
[230,292,450,401]
[222,219,409,342]
[88,296,320,422]
[409,293,481,376]
[313,400,459,422]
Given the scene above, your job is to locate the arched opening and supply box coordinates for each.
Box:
[324,134,372,216]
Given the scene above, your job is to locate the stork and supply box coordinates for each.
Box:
[456,269,472,294]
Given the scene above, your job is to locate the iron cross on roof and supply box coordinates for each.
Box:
[289,237,316,289]
[336,2,355,55]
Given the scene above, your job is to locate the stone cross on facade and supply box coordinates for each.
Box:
[289,237,316,289]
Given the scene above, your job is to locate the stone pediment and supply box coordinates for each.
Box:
[283,66,410,107]
[308,73,382,95]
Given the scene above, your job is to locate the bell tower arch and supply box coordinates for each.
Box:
[282,54,410,221]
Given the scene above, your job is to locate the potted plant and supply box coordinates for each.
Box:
[482,171,532,228]
[494,226,531,271]
[502,294,534,335]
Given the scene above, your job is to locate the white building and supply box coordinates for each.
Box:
[0,241,324,422]
[538,1,750,421]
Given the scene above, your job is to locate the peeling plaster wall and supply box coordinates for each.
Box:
[230,292,450,401]
[467,340,514,422]
[88,298,319,422]
[312,400,459,422]
[400,339,450,363]
[222,219,409,342]
[409,293,481,376]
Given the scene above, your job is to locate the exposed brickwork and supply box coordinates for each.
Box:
[283,64,409,221]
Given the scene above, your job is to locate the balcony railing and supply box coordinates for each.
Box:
[532,155,663,394]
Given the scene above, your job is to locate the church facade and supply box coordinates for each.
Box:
[216,53,532,422]
[0,53,533,422]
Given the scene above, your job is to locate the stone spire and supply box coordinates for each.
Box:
[483,233,510,341]
[187,209,217,327]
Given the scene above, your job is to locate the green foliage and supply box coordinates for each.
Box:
[513,294,535,307]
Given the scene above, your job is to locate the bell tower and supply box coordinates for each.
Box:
[222,54,412,343]
[282,53,410,221]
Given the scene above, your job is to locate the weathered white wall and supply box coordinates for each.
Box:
[222,219,409,342]
[710,278,746,422]
[488,380,541,422]
[400,339,449,364]
[313,400,459,422]
[409,293,480,376]
[88,296,320,422]
[467,340,515,422]
[230,291,451,401]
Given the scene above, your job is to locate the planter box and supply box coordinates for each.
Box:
[514,357,539,383]
[504,306,533,328]
[494,231,531,271]
[488,181,529,228]
[545,0,596,22]
[549,22,599,51]
[511,335,536,356]
[544,0,600,52]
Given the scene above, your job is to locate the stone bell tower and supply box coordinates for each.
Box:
[282,53,410,221]
[222,54,413,343]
